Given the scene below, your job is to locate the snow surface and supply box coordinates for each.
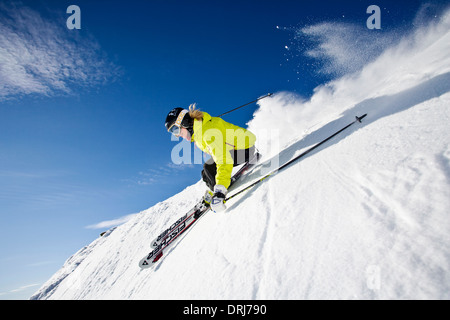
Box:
[31,11,450,300]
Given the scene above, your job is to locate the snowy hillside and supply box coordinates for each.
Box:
[31,12,450,300]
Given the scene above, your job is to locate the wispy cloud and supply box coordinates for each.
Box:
[26,260,56,267]
[0,170,48,179]
[0,169,119,212]
[85,213,138,230]
[125,162,196,186]
[90,162,198,230]
[0,283,40,296]
[0,2,120,100]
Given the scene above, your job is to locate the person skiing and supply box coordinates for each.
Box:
[165,104,257,212]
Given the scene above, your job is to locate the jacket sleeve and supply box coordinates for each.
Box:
[215,161,233,189]
[205,130,234,189]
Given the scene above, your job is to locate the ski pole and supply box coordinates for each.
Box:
[217,93,273,117]
[225,114,367,202]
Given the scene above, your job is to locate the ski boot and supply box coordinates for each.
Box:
[192,190,213,219]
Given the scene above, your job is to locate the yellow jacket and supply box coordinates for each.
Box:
[192,112,256,188]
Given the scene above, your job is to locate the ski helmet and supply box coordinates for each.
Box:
[165,107,193,136]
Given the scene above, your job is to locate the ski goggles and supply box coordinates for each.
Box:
[167,109,188,137]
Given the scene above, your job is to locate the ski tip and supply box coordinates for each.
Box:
[139,258,156,270]
[139,259,151,269]
[139,250,164,270]
[356,114,367,122]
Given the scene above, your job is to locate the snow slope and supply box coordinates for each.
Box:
[31,11,450,300]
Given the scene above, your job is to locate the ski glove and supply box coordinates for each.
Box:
[211,184,227,213]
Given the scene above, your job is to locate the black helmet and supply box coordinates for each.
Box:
[165,107,194,136]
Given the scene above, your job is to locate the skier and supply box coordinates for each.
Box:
[165,104,257,212]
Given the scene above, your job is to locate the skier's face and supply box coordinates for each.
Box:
[179,127,191,142]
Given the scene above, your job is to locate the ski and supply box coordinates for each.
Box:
[139,154,261,269]
[148,153,260,250]
[139,202,210,269]
[149,201,205,249]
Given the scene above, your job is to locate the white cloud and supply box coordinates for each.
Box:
[124,162,197,186]
[0,283,40,296]
[85,213,138,230]
[26,260,56,267]
[0,2,120,100]
[9,283,40,293]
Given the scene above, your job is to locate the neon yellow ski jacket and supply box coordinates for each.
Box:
[191,112,256,189]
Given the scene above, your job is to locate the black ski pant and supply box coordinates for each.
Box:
[202,146,255,191]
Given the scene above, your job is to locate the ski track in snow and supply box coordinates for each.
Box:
[31,9,450,300]
[251,182,275,299]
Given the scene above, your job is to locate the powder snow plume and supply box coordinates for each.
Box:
[248,7,450,158]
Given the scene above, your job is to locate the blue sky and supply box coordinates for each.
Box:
[0,0,446,299]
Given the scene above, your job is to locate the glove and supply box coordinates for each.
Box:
[211,184,227,213]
